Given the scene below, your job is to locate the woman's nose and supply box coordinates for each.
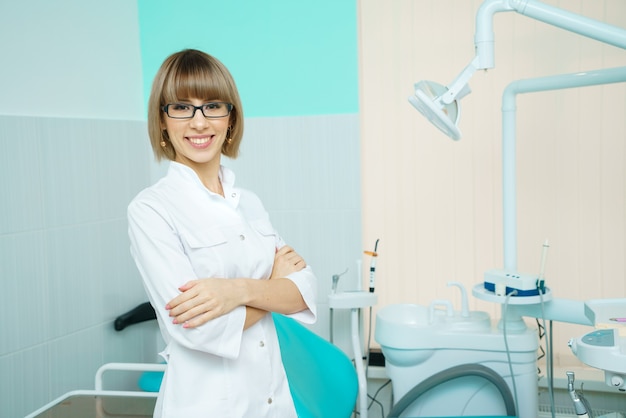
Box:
[189,108,209,128]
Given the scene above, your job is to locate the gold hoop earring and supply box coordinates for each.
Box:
[160,140,167,148]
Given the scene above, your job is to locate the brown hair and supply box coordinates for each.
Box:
[147,49,244,161]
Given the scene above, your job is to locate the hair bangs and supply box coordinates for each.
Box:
[161,54,232,105]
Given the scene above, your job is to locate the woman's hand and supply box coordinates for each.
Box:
[270,246,306,280]
[166,278,245,328]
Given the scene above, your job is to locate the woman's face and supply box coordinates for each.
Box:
[162,98,230,170]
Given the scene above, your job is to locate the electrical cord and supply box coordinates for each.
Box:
[367,379,391,417]
[536,318,546,375]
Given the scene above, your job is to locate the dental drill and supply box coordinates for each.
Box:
[567,371,593,417]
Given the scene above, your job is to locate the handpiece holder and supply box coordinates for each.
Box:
[328,291,377,418]
[329,291,378,310]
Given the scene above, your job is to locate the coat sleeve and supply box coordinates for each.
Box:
[274,235,318,324]
[128,196,246,359]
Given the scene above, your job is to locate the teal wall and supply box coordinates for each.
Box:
[137,0,359,117]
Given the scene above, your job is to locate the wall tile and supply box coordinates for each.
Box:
[1,116,155,415]
[0,345,50,418]
[47,326,104,397]
[39,119,151,228]
[0,116,46,234]
[0,231,49,355]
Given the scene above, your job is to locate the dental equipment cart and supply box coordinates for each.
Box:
[25,363,165,418]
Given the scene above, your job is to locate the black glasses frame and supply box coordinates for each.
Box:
[162,102,234,119]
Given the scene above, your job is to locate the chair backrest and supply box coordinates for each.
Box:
[272,313,358,418]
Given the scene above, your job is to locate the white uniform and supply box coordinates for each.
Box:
[128,162,317,418]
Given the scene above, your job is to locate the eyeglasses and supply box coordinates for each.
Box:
[162,102,233,119]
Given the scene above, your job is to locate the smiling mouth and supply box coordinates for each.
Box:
[187,136,212,145]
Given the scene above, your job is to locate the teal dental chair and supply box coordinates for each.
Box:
[115,304,359,418]
[272,312,359,418]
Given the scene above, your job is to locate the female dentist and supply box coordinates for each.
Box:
[128,49,317,418]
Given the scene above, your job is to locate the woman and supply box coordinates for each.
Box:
[128,49,317,417]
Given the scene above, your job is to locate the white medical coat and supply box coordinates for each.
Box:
[127,162,317,418]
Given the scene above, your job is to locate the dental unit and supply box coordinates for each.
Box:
[375,0,626,417]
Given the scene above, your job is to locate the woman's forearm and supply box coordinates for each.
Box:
[242,278,307,315]
[244,306,269,329]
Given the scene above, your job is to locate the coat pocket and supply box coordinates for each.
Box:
[249,219,278,240]
[178,227,228,277]
[180,226,228,249]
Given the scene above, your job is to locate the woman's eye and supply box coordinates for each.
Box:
[204,102,221,110]
[172,104,191,111]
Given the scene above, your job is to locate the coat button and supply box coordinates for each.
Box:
[239,234,245,240]
[267,397,273,404]
[259,341,265,347]
[231,192,237,198]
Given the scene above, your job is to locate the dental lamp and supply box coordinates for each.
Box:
[409,0,626,141]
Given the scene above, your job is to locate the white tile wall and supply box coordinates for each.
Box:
[0,116,153,417]
[1,113,362,417]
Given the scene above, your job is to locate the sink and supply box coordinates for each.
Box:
[375,302,493,367]
[376,304,432,348]
[375,304,435,366]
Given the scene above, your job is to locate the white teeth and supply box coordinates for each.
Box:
[189,137,210,145]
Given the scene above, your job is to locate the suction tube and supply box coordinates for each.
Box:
[387,364,517,417]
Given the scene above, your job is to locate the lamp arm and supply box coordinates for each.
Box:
[474,0,515,70]
[511,0,626,50]
[441,56,480,105]
[475,0,626,71]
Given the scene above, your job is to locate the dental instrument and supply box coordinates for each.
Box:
[329,267,349,345]
[566,371,593,417]
[331,267,349,295]
[537,239,549,290]
[364,238,379,293]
